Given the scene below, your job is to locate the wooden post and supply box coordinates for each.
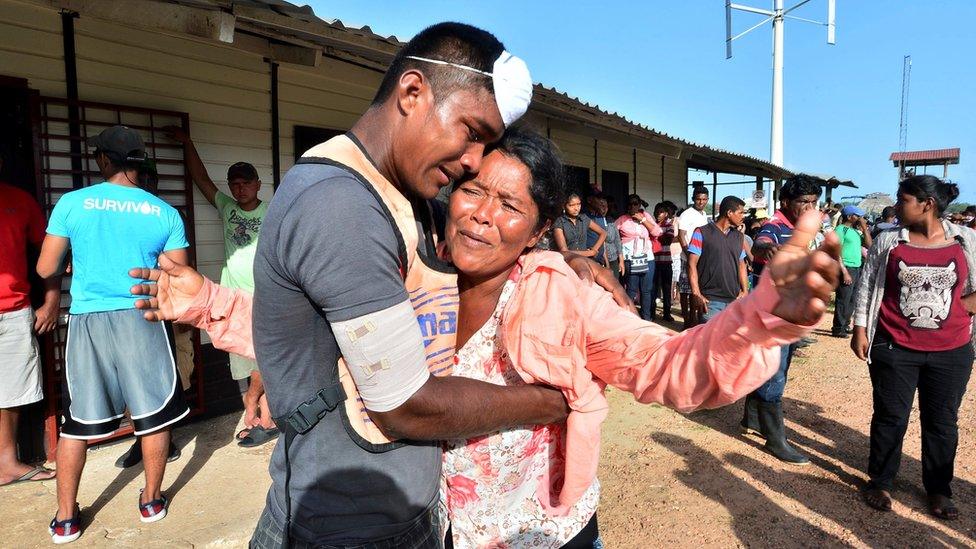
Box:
[712,171,718,217]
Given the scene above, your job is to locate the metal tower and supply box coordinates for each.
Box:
[898,55,911,153]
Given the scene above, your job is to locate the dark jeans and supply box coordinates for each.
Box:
[867,338,974,497]
[652,261,673,318]
[625,262,656,322]
[250,504,440,549]
[832,266,861,335]
[752,343,796,403]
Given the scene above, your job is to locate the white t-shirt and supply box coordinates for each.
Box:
[677,207,709,248]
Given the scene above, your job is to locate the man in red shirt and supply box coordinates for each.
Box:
[0,150,61,486]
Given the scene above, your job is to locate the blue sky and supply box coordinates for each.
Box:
[307,1,975,204]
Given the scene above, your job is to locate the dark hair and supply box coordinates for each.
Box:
[97,149,146,178]
[627,193,649,208]
[880,206,896,220]
[653,202,669,216]
[719,195,746,217]
[691,186,709,198]
[898,175,960,215]
[488,125,566,230]
[780,174,822,201]
[372,22,504,106]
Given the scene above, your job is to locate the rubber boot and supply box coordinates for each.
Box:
[739,394,763,438]
[757,401,809,465]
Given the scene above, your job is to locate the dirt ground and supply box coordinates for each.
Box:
[598,314,976,548]
[2,313,975,547]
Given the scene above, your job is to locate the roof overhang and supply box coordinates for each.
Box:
[37,0,828,180]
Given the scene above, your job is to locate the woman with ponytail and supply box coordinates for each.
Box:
[852,175,976,520]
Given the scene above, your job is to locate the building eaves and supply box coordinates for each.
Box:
[173,0,797,180]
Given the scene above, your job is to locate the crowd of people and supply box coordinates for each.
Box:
[0,20,973,549]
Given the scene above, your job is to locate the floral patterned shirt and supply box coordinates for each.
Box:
[441,279,600,549]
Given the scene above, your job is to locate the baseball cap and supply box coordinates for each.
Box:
[227,161,259,181]
[87,125,146,162]
[842,205,866,217]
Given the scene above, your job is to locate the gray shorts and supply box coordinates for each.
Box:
[0,307,43,408]
[60,309,189,439]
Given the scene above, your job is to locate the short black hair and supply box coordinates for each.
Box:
[97,149,146,178]
[372,22,504,106]
[488,125,566,230]
[880,206,896,220]
[719,195,746,217]
[898,175,960,216]
[780,174,822,201]
[691,186,709,198]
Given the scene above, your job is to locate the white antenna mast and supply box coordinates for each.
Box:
[726,0,836,170]
[898,55,911,153]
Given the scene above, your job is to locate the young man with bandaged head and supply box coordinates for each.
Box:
[129,22,585,548]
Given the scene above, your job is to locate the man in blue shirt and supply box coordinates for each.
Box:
[37,126,189,543]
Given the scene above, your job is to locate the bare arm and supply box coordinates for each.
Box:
[36,235,70,279]
[687,252,707,311]
[859,219,873,249]
[738,258,749,297]
[162,247,189,266]
[553,227,570,252]
[370,376,568,440]
[587,220,607,257]
[677,229,690,254]
[164,126,218,207]
[34,275,61,334]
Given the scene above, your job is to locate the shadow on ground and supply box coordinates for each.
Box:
[85,415,237,523]
[658,396,976,546]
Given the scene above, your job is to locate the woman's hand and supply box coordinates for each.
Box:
[128,254,205,322]
[767,210,842,326]
[851,326,869,361]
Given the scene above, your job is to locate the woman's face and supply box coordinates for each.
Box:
[628,197,642,215]
[565,196,582,217]
[445,150,543,280]
[894,191,930,226]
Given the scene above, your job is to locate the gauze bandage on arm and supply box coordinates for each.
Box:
[332,299,430,412]
[405,50,532,127]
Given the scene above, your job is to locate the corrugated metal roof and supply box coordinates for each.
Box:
[889,148,961,163]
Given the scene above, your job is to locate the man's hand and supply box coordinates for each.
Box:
[753,243,779,263]
[767,210,842,326]
[842,268,853,286]
[129,254,205,322]
[564,253,638,315]
[33,303,59,334]
[691,292,709,314]
[851,326,869,361]
[162,125,190,145]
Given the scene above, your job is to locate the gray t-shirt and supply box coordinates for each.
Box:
[253,162,439,543]
[554,213,592,251]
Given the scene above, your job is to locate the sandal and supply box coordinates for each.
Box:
[1,465,56,487]
[862,486,892,512]
[237,425,280,448]
[928,494,958,520]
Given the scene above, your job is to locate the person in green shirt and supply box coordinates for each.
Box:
[832,205,873,337]
[164,126,276,447]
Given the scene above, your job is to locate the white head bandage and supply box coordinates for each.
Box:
[405,50,533,127]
